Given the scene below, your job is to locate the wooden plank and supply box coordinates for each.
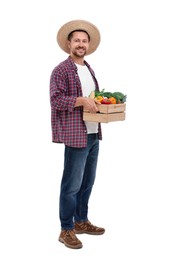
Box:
[84,103,126,114]
[83,112,126,123]
[97,103,126,113]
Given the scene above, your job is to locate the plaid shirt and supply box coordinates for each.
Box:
[50,56,102,148]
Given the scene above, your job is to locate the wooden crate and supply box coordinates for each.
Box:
[83,103,126,123]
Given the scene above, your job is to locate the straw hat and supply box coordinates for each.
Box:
[57,19,101,55]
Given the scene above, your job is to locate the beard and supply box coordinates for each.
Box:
[72,47,87,57]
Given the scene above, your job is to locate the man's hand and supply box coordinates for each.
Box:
[75,97,100,113]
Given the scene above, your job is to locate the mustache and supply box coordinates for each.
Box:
[76,47,86,50]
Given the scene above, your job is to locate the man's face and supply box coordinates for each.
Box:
[67,31,90,57]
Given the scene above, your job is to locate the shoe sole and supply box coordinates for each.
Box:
[59,238,83,249]
[75,230,105,235]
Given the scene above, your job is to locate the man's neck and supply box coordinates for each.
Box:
[70,55,85,65]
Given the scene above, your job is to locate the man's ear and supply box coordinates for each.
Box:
[67,41,71,49]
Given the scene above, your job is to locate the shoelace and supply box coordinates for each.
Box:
[78,221,98,230]
[65,230,76,239]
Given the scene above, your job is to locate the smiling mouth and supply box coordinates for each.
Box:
[77,48,85,51]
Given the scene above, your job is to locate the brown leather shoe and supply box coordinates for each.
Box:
[74,221,105,235]
[59,229,83,249]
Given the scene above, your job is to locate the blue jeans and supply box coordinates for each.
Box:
[59,133,99,230]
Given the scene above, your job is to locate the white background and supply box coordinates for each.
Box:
[0,0,173,259]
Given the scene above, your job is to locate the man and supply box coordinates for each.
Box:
[50,20,105,249]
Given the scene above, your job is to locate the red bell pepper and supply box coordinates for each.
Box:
[101,98,111,104]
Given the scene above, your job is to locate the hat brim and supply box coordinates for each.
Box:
[57,20,101,55]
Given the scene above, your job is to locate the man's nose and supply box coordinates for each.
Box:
[79,41,84,46]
